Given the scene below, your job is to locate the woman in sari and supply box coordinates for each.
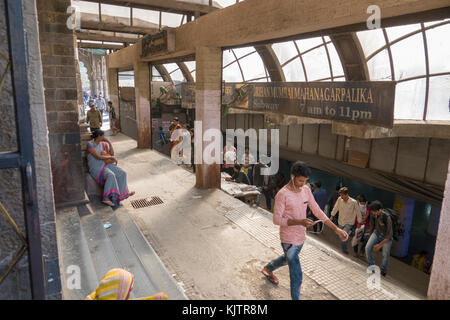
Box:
[87,130,135,207]
[85,268,168,300]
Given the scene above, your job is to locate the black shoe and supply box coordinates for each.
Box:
[381,271,387,277]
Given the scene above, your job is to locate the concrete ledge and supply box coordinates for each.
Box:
[332,120,450,139]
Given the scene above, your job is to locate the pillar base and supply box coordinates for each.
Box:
[195,164,221,189]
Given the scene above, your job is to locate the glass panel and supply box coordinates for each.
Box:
[101,4,130,21]
[326,43,345,77]
[356,29,386,58]
[118,74,134,87]
[391,33,426,80]
[239,52,267,81]
[272,41,298,65]
[233,47,255,59]
[191,71,196,81]
[184,61,196,72]
[223,62,243,82]
[164,63,179,73]
[215,0,238,8]
[323,36,331,43]
[333,76,346,82]
[170,69,185,82]
[424,18,450,28]
[296,37,324,53]
[426,75,450,120]
[367,49,392,80]
[386,24,421,42]
[72,0,99,15]
[302,46,330,81]
[152,67,161,80]
[161,12,184,28]
[283,59,306,82]
[223,49,236,67]
[394,78,426,120]
[426,23,450,74]
[132,8,160,26]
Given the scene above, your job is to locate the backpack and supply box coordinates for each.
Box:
[382,208,401,241]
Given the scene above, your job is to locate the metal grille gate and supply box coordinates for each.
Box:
[0,0,45,299]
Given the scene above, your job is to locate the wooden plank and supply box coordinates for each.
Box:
[82,0,218,15]
[76,32,138,43]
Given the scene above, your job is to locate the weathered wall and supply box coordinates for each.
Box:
[0,0,60,299]
[37,0,84,206]
[428,160,450,299]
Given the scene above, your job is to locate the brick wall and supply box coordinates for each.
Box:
[37,0,84,205]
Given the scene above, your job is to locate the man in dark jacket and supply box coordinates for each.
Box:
[253,159,276,210]
[365,200,393,277]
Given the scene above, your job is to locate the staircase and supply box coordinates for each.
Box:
[55,197,187,300]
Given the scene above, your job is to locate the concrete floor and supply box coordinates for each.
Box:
[110,133,426,300]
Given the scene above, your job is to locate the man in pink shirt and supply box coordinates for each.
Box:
[262,161,348,300]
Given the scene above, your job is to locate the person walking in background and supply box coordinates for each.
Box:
[108,101,118,135]
[310,181,328,232]
[240,146,255,185]
[365,200,393,277]
[352,194,371,257]
[223,139,237,176]
[169,117,182,164]
[330,187,362,254]
[158,126,167,146]
[328,184,341,219]
[86,102,102,133]
[180,124,192,164]
[96,94,107,118]
[261,161,348,300]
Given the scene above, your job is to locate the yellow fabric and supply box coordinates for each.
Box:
[85,268,169,300]
[411,255,426,271]
[85,268,134,300]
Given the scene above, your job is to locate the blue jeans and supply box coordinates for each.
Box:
[339,224,354,253]
[365,230,393,274]
[266,243,304,300]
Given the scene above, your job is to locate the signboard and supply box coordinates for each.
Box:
[181,82,396,128]
[141,29,175,57]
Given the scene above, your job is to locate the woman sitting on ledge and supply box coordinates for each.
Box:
[87,129,135,206]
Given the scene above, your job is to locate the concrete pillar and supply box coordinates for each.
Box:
[195,47,222,188]
[427,206,441,237]
[133,62,151,148]
[391,195,415,258]
[103,79,108,100]
[107,65,119,123]
[428,160,450,299]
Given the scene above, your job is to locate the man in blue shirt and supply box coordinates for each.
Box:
[309,181,328,232]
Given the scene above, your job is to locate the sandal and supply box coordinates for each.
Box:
[129,191,135,197]
[102,199,115,207]
[262,266,279,285]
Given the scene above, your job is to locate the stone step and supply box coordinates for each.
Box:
[87,198,161,299]
[78,205,122,283]
[114,206,187,300]
[55,207,99,300]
